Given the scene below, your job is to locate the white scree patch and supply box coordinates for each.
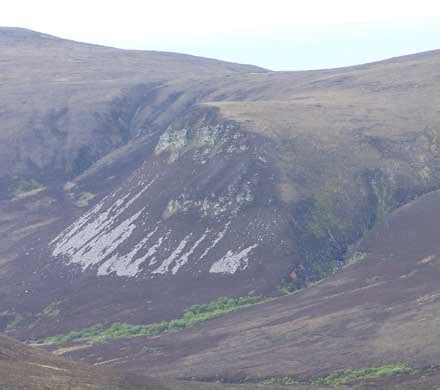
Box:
[209,244,258,274]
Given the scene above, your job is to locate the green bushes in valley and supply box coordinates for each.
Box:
[41,296,264,345]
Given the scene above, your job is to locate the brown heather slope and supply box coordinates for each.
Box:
[0,334,314,390]
[0,334,169,389]
[60,189,440,389]
[2,27,440,348]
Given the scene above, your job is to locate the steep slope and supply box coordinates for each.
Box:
[0,28,274,336]
[0,333,168,389]
[0,27,264,190]
[2,28,440,342]
[60,189,440,389]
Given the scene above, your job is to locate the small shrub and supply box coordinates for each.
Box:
[75,192,95,207]
[11,178,45,198]
[41,302,61,318]
[314,364,413,386]
[261,376,299,385]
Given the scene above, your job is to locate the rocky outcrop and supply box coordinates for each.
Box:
[3,30,440,339]
[51,112,295,283]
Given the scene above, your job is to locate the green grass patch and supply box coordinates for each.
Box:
[41,302,61,318]
[63,181,77,191]
[260,376,299,385]
[11,178,45,198]
[40,296,265,345]
[314,364,413,386]
[75,192,95,207]
[345,251,368,267]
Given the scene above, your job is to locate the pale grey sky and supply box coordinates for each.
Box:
[2,0,440,70]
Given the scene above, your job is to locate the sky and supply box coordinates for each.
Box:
[2,0,440,70]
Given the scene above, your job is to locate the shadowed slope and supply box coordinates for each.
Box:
[0,27,265,184]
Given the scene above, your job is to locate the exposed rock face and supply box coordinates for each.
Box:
[0,109,293,338]
[50,111,295,287]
